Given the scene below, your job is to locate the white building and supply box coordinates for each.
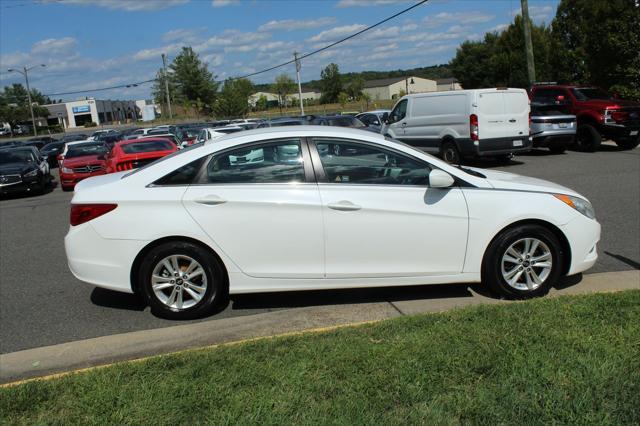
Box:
[249,90,321,108]
[436,78,463,91]
[362,76,437,100]
[43,98,139,129]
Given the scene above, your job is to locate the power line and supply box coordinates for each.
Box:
[39,0,430,97]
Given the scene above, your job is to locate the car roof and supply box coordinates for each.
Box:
[206,125,385,146]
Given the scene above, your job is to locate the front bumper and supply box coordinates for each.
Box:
[599,123,640,140]
[0,176,41,195]
[559,214,601,275]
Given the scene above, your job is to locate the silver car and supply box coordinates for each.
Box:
[530,102,576,154]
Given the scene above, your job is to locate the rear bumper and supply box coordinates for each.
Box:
[532,132,575,147]
[458,137,532,157]
[65,223,148,293]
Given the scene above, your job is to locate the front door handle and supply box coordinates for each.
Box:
[327,201,361,211]
[508,119,516,123]
[194,195,227,206]
[401,122,407,127]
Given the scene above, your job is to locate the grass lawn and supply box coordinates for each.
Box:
[2,291,639,424]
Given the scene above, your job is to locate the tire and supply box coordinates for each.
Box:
[441,140,461,164]
[549,145,567,154]
[575,124,601,152]
[614,136,639,150]
[139,241,226,319]
[482,224,563,299]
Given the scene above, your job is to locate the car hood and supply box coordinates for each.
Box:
[0,162,33,175]
[467,168,585,198]
[62,154,105,167]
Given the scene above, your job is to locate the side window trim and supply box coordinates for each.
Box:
[193,137,313,186]
[309,137,433,186]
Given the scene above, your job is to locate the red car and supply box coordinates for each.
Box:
[105,138,178,173]
[59,141,109,191]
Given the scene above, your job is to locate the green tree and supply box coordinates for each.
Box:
[552,0,640,99]
[337,92,349,107]
[0,84,50,128]
[255,94,269,111]
[273,74,295,113]
[320,63,342,104]
[215,78,254,118]
[151,68,181,116]
[152,47,219,114]
[346,76,364,100]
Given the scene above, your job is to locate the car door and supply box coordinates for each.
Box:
[181,138,325,279]
[385,99,408,139]
[310,138,469,278]
[503,90,529,140]
[476,91,506,140]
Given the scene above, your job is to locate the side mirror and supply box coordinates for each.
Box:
[382,112,389,124]
[429,169,455,188]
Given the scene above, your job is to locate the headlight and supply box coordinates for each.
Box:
[61,167,73,173]
[554,194,596,219]
[24,169,39,178]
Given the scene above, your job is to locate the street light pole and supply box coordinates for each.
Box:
[294,52,304,116]
[161,54,173,120]
[7,64,46,136]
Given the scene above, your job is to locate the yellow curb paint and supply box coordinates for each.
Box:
[1,319,381,388]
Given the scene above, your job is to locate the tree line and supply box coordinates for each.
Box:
[450,0,639,99]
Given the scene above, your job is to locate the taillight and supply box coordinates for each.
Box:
[470,114,479,141]
[70,204,117,226]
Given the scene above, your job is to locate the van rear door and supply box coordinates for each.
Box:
[476,91,506,140]
[503,90,530,140]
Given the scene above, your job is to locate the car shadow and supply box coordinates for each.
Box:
[604,251,640,269]
[553,273,583,291]
[91,287,146,311]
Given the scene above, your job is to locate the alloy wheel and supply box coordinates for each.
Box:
[500,238,552,291]
[151,255,208,310]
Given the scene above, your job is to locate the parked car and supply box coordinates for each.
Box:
[196,127,244,143]
[0,146,51,196]
[95,133,123,150]
[530,84,640,151]
[89,129,118,141]
[105,137,178,173]
[0,127,10,136]
[139,133,182,147]
[57,139,93,164]
[27,136,58,145]
[529,102,576,154]
[356,110,391,133]
[22,140,46,150]
[65,126,599,319]
[40,141,66,168]
[383,88,532,164]
[61,133,89,143]
[59,141,109,191]
[310,115,367,130]
[0,140,22,149]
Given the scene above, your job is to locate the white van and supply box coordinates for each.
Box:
[383,88,531,163]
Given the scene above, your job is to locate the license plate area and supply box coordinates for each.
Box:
[513,140,523,147]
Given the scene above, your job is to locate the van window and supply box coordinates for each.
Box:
[412,94,466,117]
[389,99,408,123]
[478,93,504,115]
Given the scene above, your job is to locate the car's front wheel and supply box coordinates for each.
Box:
[139,241,226,319]
[483,224,563,299]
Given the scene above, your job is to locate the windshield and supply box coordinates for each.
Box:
[41,142,64,153]
[0,150,36,164]
[66,142,108,158]
[122,142,204,178]
[572,88,614,101]
[121,140,175,154]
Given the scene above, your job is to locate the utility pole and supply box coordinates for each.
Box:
[161,54,173,120]
[521,0,536,86]
[7,64,46,136]
[294,52,304,116]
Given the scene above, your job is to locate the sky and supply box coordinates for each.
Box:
[0,0,559,102]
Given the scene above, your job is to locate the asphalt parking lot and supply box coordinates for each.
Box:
[1,144,638,354]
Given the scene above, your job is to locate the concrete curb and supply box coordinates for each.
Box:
[1,270,638,384]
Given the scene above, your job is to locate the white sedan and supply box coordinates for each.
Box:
[65,126,600,319]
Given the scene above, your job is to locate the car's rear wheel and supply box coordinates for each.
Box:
[575,124,601,152]
[139,241,226,319]
[441,140,461,164]
[483,224,563,299]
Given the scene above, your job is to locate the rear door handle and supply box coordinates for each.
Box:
[327,201,361,211]
[509,119,517,123]
[194,195,227,206]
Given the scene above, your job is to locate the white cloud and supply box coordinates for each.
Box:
[258,41,295,52]
[373,43,398,53]
[511,5,554,22]
[162,28,203,43]
[202,53,224,68]
[43,0,189,11]
[132,43,182,61]
[211,0,239,7]
[31,37,77,54]
[307,24,367,43]
[194,30,270,50]
[337,0,409,7]
[487,23,509,33]
[423,11,495,28]
[258,17,336,32]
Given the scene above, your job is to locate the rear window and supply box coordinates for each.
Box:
[121,140,174,154]
[66,142,108,158]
